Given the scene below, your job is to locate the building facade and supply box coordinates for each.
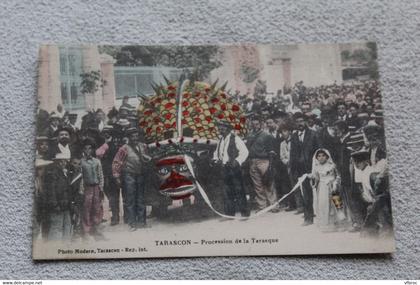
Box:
[210,44,344,96]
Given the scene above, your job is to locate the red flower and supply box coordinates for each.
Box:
[182,110,189,116]
[229,114,235,121]
[168,85,176,91]
[197,127,204,132]
[195,108,202,113]
[146,127,152,134]
[171,122,176,128]
[194,117,201,123]
[205,116,212,123]
[153,117,161,123]
[144,109,152,116]
[234,124,241,130]
[232,104,240,112]
[209,107,217,114]
[164,113,172,120]
[183,93,190,99]
[218,113,224,119]
[139,121,147,127]
[181,119,187,125]
[165,102,174,109]
[156,127,162,133]
[164,123,171,129]
[240,116,246,123]
[182,101,189,107]
[168,92,176,98]
[211,98,219,104]
[220,93,226,99]
[221,104,226,111]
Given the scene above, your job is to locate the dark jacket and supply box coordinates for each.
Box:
[336,134,352,187]
[43,166,73,213]
[318,126,341,164]
[246,130,276,159]
[290,128,320,177]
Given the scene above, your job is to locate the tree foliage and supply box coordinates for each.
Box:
[99,45,222,81]
[80,70,102,95]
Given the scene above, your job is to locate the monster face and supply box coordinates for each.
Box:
[155,155,196,199]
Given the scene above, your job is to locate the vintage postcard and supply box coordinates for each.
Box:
[33,43,395,259]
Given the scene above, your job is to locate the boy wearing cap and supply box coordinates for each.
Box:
[80,138,105,240]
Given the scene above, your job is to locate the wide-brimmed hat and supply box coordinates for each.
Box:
[36,136,50,142]
[350,148,370,162]
[49,112,60,121]
[35,159,53,168]
[215,119,233,129]
[53,126,73,138]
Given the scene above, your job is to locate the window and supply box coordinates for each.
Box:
[114,66,184,99]
[59,47,84,110]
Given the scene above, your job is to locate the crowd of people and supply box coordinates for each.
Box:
[33,79,393,242]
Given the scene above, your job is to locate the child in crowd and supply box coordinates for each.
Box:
[310,149,345,231]
[80,138,105,241]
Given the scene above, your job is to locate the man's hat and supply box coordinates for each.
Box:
[53,126,73,138]
[35,159,53,168]
[116,119,130,127]
[107,107,119,119]
[36,136,49,142]
[119,106,130,112]
[371,109,384,119]
[49,112,60,121]
[346,133,365,152]
[126,127,139,135]
[357,112,369,118]
[102,125,114,133]
[216,119,233,129]
[68,113,78,120]
[82,137,96,148]
[351,148,370,162]
[53,152,71,160]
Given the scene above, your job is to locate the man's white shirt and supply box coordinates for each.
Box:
[58,143,71,157]
[213,133,249,165]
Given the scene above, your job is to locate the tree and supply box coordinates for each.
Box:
[80,70,102,96]
[99,45,222,81]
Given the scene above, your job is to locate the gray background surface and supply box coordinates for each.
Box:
[0,0,419,279]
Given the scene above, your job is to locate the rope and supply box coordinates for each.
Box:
[184,155,308,220]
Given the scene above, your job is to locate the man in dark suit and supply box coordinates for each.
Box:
[334,120,355,225]
[289,112,320,225]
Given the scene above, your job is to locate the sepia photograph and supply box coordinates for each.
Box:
[33,43,395,260]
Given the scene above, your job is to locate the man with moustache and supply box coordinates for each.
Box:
[48,127,73,160]
[246,116,278,213]
[289,112,320,225]
[212,120,250,217]
[112,128,150,231]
